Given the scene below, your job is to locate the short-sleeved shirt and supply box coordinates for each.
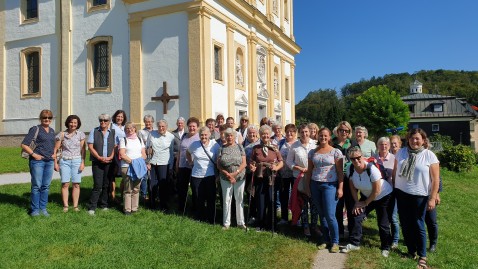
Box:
[244,139,260,173]
[394,148,439,196]
[178,133,200,168]
[309,148,343,182]
[357,139,376,158]
[278,139,296,178]
[111,123,125,145]
[218,143,246,181]
[346,162,393,200]
[149,131,175,168]
[56,130,86,158]
[119,137,145,168]
[188,140,220,178]
[22,125,56,160]
[286,139,317,178]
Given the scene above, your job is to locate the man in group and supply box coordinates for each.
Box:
[172,117,187,194]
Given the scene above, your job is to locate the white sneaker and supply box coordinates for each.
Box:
[382,250,390,257]
[340,244,360,253]
[87,210,95,216]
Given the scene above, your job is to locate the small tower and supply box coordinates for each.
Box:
[410,79,423,94]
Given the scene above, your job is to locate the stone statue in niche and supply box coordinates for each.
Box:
[257,55,266,83]
[236,54,244,87]
[274,74,279,98]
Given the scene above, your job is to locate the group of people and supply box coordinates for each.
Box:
[22,110,440,269]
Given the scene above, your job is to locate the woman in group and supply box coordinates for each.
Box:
[186,127,220,223]
[217,128,247,229]
[276,124,297,225]
[374,136,399,248]
[21,109,56,217]
[285,124,319,235]
[139,114,155,201]
[390,134,402,155]
[176,117,200,214]
[147,119,175,211]
[308,123,319,141]
[249,125,283,231]
[53,115,86,212]
[393,128,440,269]
[332,121,354,238]
[119,122,147,215]
[343,147,394,257]
[110,110,127,202]
[87,114,115,215]
[243,125,260,225]
[271,123,284,146]
[215,114,225,131]
[305,127,344,252]
[353,126,376,157]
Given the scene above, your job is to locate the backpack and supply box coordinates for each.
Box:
[348,156,388,182]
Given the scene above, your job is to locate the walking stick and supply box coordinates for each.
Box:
[246,173,255,233]
[182,176,190,216]
[270,170,276,237]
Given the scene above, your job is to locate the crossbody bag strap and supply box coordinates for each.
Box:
[200,142,216,166]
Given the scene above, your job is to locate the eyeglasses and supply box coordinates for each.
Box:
[241,119,248,122]
[42,117,53,120]
[350,156,362,161]
[338,129,350,133]
[99,119,109,123]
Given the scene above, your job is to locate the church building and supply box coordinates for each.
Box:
[0,0,299,135]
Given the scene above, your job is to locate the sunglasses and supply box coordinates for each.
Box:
[42,117,53,120]
[350,156,362,161]
[338,129,350,133]
[99,119,109,122]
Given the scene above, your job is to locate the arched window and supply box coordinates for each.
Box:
[87,36,112,93]
[21,47,42,98]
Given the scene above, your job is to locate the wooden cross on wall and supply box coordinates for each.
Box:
[151,81,179,114]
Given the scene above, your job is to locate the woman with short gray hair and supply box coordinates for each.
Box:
[353,126,376,157]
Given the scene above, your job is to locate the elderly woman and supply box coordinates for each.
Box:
[147,119,175,211]
[390,135,402,155]
[353,126,376,157]
[187,127,220,223]
[332,121,354,238]
[215,114,225,131]
[53,115,86,212]
[342,147,394,257]
[286,124,318,235]
[110,109,128,202]
[236,115,249,139]
[249,125,284,231]
[176,117,200,214]
[374,137,399,248]
[393,128,440,269]
[87,114,115,215]
[119,122,147,215]
[308,123,319,141]
[305,127,344,253]
[21,109,56,216]
[217,128,247,229]
[206,118,220,140]
[139,114,154,201]
[243,125,260,225]
[271,123,284,146]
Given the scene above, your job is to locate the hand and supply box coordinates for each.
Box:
[146,163,151,170]
[249,163,256,172]
[436,193,441,205]
[427,198,436,211]
[301,167,308,173]
[79,162,85,172]
[32,153,43,161]
[336,188,343,199]
[353,201,366,215]
[54,162,59,172]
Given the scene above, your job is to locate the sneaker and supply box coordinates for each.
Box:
[30,211,40,217]
[41,210,50,217]
[381,250,389,257]
[124,211,131,216]
[303,227,311,236]
[429,244,437,253]
[317,243,327,250]
[101,207,109,211]
[330,244,340,253]
[391,243,399,249]
[247,217,256,226]
[87,210,95,216]
[237,224,247,230]
[277,219,288,225]
[222,226,230,230]
[340,244,361,253]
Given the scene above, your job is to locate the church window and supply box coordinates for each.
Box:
[213,41,224,83]
[20,47,42,98]
[93,0,107,5]
[87,0,110,13]
[21,0,39,23]
[87,36,112,93]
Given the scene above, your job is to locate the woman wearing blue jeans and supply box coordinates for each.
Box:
[305,127,344,253]
[21,109,56,217]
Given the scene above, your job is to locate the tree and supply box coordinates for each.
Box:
[295,89,345,128]
[349,85,410,138]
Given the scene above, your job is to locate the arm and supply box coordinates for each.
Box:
[21,144,43,161]
[186,150,193,165]
[88,143,109,163]
[428,163,440,211]
[141,147,147,160]
[304,158,313,197]
[53,139,62,171]
[392,159,398,188]
[79,138,86,172]
[119,148,130,164]
[335,157,344,199]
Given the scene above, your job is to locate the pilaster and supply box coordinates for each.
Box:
[60,0,72,126]
[226,23,235,118]
[129,18,143,126]
[0,0,5,133]
[247,33,258,125]
[280,59,285,126]
[267,45,274,118]
[290,63,296,122]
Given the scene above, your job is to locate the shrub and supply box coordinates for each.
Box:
[437,144,476,172]
[429,134,454,150]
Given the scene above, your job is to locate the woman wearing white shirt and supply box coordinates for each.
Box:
[342,147,394,257]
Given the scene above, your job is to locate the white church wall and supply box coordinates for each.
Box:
[255,1,267,15]
[4,0,57,43]
[210,17,229,118]
[70,0,130,132]
[141,12,190,124]
[4,38,59,134]
[207,0,250,32]
[125,0,191,14]
[283,20,290,37]
[284,100,291,123]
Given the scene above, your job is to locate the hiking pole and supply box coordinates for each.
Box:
[182,175,191,216]
[246,173,254,233]
[271,170,276,237]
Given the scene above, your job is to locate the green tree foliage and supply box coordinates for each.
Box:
[429,134,454,149]
[349,85,410,138]
[295,89,344,128]
[437,145,476,172]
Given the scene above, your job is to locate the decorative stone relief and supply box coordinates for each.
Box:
[235,54,244,87]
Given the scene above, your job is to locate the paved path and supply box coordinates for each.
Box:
[0,166,92,186]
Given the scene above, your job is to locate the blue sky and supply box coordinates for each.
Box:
[293,1,478,103]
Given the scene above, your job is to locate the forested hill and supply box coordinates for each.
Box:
[341,70,478,105]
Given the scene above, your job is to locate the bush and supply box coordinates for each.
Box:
[429,134,454,150]
[437,144,476,172]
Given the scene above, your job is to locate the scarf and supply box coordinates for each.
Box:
[126,132,138,140]
[399,146,425,181]
[261,140,272,156]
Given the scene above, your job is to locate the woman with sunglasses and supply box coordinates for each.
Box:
[342,146,394,257]
[21,109,56,217]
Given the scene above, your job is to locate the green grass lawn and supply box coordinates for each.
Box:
[346,168,478,269]
[0,177,317,269]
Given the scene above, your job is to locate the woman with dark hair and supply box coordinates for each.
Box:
[110,110,127,202]
[305,127,344,253]
[215,114,225,131]
[276,123,296,225]
[53,115,86,212]
[21,109,56,216]
[393,128,440,269]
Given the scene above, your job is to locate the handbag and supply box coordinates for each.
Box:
[297,172,307,194]
[21,126,40,159]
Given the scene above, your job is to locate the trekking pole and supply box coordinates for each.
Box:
[271,170,276,237]
[182,176,190,216]
[246,173,254,233]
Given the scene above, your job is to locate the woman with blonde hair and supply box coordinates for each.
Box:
[308,123,319,141]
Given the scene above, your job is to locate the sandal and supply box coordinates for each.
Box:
[63,206,69,213]
[417,257,428,269]
[74,207,80,212]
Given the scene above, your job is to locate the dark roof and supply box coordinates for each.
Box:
[401,93,478,119]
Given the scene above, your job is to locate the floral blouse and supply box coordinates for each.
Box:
[309,148,343,182]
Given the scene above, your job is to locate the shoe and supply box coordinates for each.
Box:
[330,244,340,253]
[417,257,428,269]
[101,207,109,211]
[381,250,390,257]
[74,207,80,212]
[429,244,436,253]
[41,210,50,217]
[124,211,131,215]
[63,206,69,213]
[30,211,40,217]
[303,227,311,236]
[340,244,360,253]
[131,210,138,214]
[312,227,323,237]
[277,219,288,225]
[237,224,247,230]
[87,210,95,216]
[247,217,256,226]
[317,243,327,250]
[222,226,230,230]
[255,227,264,232]
[391,243,399,249]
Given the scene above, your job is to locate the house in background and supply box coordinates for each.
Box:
[401,80,478,151]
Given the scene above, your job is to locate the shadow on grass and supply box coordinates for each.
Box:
[0,191,30,210]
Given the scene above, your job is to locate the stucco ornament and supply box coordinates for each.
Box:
[236,54,244,87]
